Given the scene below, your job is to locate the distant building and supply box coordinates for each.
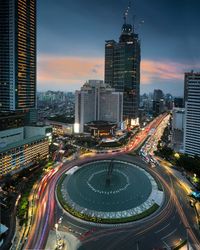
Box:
[75,80,123,133]
[85,121,117,137]
[153,89,164,115]
[165,93,173,110]
[0,0,37,123]
[140,93,153,114]
[0,125,52,176]
[172,108,185,131]
[172,108,185,152]
[174,97,184,108]
[45,120,74,135]
[183,71,200,156]
[104,13,140,126]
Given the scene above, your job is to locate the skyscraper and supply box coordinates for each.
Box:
[153,89,165,115]
[0,0,37,122]
[105,11,140,126]
[183,71,200,156]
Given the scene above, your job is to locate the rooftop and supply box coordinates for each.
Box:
[0,135,47,154]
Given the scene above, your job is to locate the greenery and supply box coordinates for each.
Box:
[57,176,159,224]
[99,141,122,148]
[17,166,45,226]
[175,154,200,178]
[161,125,171,145]
[155,124,200,189]
[155,146,174,160]
[75,137,98,148]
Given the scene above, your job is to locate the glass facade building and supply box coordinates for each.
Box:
[105,23,140,125]
[0,0,36,113]
[183,71,200,156]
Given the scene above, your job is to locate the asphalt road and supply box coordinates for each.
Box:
[23,114,200,250]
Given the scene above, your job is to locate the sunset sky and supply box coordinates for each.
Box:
[37,0,200,96]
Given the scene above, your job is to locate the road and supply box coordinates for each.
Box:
[24,113,200,250]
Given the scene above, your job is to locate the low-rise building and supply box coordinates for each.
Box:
[0,135,49,176]
[0,125,52,176]
[45,120,74,135]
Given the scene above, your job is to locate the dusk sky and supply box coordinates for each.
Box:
[37,0,200,96]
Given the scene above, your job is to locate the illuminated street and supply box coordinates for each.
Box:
[23,114,200,250]
[1,1,200,250]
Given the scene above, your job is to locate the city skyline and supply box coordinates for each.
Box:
[1,1,200,249]
[37,0,200,96]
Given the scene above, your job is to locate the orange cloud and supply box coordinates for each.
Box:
[38,54,104,90]
[38,54,199,90]
[141,60,184,84]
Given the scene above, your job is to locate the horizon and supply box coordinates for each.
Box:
[37,0,200,96]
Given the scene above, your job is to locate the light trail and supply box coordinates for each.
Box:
[24,114,170,249]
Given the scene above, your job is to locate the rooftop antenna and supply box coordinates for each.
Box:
[123,1,131,24]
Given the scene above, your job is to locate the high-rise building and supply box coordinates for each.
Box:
[153,89,165,115]
[104,13,140,126]
[75,80,123,133]
[183,71,200,156]
[0,0,37,122]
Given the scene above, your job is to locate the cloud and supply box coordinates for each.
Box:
[141,59,200,85]
[38,54,200,92]
[37,54,104,91]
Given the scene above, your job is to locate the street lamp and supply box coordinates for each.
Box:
[174,152,180,159]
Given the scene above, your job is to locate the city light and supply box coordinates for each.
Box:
[1,1,200,250]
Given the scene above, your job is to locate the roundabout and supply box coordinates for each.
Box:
[57,159,164,223]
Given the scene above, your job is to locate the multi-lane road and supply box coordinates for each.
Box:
[24,114,200,250]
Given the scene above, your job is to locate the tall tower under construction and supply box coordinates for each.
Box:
[104,5,140,126]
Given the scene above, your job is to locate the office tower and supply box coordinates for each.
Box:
[104,13,140,126]
[75,80,123,133]
[153,89,164,115]
[183,71,200,156]
[0,112,25,131]
[0,0,37,123]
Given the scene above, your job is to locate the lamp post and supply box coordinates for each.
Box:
[55,223,63,249]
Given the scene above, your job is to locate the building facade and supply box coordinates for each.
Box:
[0,125,52,175]
[45,120,74,135]
[0,136,48,176]
[153,89,165,116]
[183,71,200,156]
[75,80,123,133]
[105,21,140,126]
[0,112,25,131]
[172,108,185,152]
[0,0,37,122]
